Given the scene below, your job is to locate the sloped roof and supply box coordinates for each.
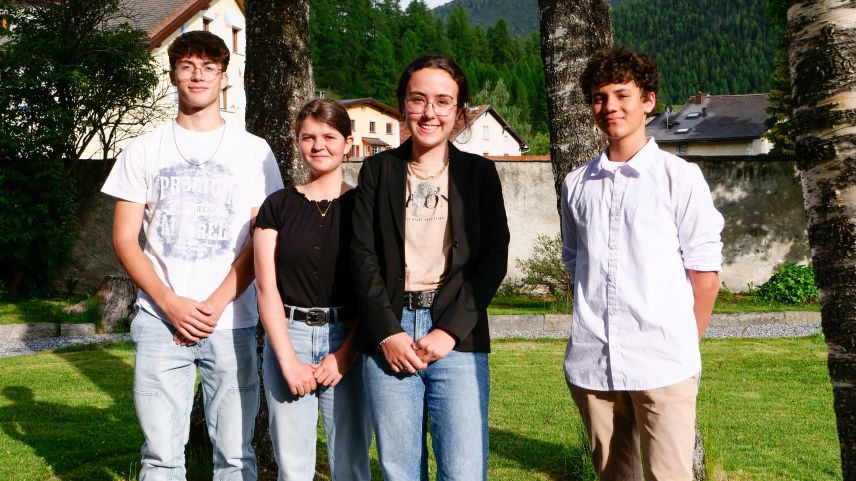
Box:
[338,98,400,119]
[648,93,770,143]
[117,0,244,49]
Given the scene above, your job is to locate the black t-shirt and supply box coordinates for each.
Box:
[254,186,356,308]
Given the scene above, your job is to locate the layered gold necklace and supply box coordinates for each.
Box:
[407,157,449,181]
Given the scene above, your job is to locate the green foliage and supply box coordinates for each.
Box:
[308,1,548,147]
[759,263,819,305]
[612,0,779,105]
[763,0,794,157]
[0,0,158,293]
[515,234,571,303]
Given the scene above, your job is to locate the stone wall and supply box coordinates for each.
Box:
[63,157,809,294]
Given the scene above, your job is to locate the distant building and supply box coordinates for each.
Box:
[78,0,246,160]
[647,92,772,157]
[400,104,529,157]
[338,98,401,158]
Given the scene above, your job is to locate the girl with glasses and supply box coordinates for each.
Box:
[351,55,510,481]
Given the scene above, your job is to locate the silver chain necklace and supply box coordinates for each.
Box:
[172,120,227,167]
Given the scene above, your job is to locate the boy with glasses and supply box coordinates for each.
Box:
[102,31,283,480]
[560,47,723,480]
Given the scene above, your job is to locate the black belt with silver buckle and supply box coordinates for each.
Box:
[285,305,351,326]
[403,290,437,310]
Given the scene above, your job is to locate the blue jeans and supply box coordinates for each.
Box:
[263,319,371,481]
[364,307,490,481]
[130,308,260,481]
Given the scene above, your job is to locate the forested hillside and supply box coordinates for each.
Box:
[432,0,778,105]
[613,0,779,104]
[310,0,549,150]
[307,0,779,151]
[433,0,538,36]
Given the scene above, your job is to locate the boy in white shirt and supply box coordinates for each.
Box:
[561,46,723,480]
[102,31,283,480]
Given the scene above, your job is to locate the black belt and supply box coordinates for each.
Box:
[285,305,351,326]
[403,290,437,310]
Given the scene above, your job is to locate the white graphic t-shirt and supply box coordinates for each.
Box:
[102,121,284,330]
[404,166,452,291]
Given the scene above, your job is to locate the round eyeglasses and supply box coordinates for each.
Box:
[405,94,457,116]
[174,62,223,82]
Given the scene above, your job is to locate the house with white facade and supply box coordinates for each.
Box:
[400,104,528,157]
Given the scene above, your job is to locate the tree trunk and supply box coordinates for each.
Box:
[244,0,315,186]
[537,0,611,206]
[788,2,856,478]
[95,274,136,333]
[186,2,317,479]
[538,3,708,479]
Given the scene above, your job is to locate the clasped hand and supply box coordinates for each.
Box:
[382,329,456,374]
[283,350,353,397]
[164,294,222,346]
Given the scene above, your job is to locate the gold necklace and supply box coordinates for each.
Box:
[314,199,333,217]
[408,157,449,181]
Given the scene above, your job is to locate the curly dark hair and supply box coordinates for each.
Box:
[579,46,658,104]
[167,31,230,71]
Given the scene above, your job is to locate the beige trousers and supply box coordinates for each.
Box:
[569,376,699,481]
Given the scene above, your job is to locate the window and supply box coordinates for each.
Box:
[220,86,228,111]
[232,28,240,53]
[386,122,393,134]
[350,145,359,158]
[678,143,688,154]
[482,125,489,140]
[369,121,376,133]
[351,119,356,132]
[203,18,211,31]
[355,145,360,157]
[373,145,383,155]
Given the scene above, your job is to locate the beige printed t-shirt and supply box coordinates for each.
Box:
[404,165,452,291]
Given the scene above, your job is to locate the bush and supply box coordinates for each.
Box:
[515,233,571,303]
[759,263,818,304]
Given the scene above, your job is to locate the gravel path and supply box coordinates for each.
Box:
[0,333,130,359]
[0,322,822,359]
[490,323,822,340]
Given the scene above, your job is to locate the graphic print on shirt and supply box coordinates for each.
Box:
[155,162,235,261]
[406,181,448,219]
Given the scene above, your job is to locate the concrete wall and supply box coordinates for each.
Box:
[65,157,809,294]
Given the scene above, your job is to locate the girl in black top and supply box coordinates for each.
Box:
[254,99,370,481]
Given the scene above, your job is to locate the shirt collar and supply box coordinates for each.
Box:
[589,137,659,178]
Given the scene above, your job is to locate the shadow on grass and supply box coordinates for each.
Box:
[490,426,597,481]
[0,343,139,481]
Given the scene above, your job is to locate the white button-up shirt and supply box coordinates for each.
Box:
[561,138,724,391]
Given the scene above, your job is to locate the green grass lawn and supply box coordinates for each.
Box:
[488,291,820,316]
[0,297,100,325]
[0,336,840,480]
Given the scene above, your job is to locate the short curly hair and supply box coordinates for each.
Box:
[579,46,658,104]
[167,31,230,71]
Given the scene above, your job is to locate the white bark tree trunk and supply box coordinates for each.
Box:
[788,2,856,478]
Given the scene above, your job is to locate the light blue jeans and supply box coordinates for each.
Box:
[131,308,260,481]
[263,318,371,481]
[364,307,490,481]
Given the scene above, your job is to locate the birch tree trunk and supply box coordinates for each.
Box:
[537,0,611,205]
[538,3,708,479]
[788,2,856,478]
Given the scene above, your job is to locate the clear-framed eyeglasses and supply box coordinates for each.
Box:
[405,94,457,117]
[174,62,223,81]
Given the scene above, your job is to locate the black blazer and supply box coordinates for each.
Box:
[351,139,510,353]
